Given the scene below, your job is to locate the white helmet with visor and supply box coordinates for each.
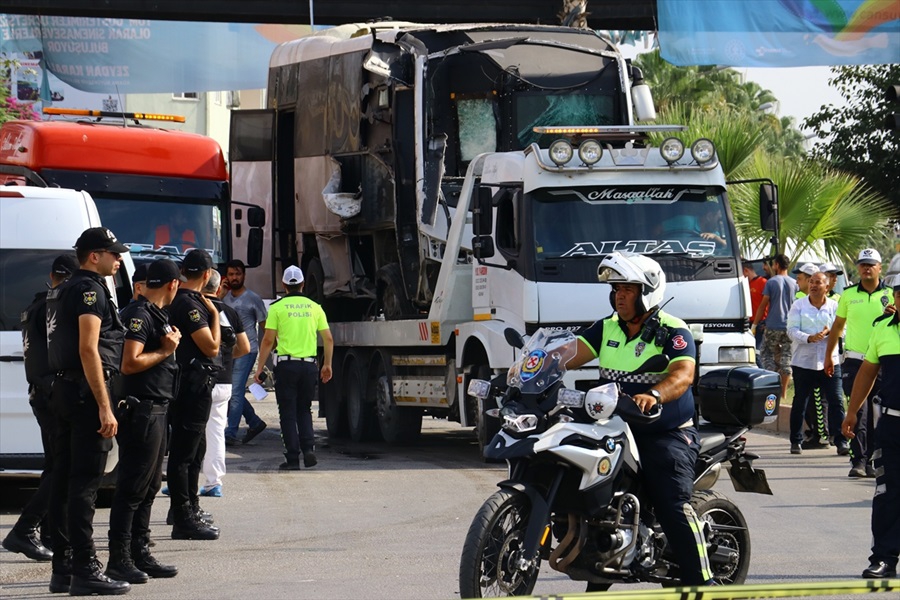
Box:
[598,252,666,315]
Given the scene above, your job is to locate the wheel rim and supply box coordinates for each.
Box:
[700,507,742,583]
[479,501,537,596]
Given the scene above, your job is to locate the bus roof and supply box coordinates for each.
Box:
[0,120,227,181]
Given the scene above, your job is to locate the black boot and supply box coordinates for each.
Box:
[49,548,72,594]
[171,508,219,541]
[2,526,53,561]
[131,536,178,578]
[105,539,149,584]
[69,556,131,596]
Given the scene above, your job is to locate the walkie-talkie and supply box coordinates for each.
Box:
[640,297,674,346]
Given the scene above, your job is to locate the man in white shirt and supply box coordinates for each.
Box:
[786,271,846,455]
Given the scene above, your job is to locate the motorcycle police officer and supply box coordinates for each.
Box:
[105,259,185,583]
[254,265,333,470]
[841,273,900,579]
[166,249,221,540]
[567,251,714,587]
[2,254,78,562]
[46,227,130,595]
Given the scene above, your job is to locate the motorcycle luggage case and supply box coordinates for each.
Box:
[697,366,780,427]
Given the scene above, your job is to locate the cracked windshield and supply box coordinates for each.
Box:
[532,187,735,259]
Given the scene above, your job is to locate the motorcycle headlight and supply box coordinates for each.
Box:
[557,388,585,408]
[503,414,540,434]
[584,382,618,421]
[467,379,491,399]
[718,347,752,364]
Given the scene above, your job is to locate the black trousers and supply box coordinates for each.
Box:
[634,427,712,585]
[870,414,899,568]
[274,361,317,462]
[48,378,113,568]
[108,407,167,543]
[13,384,56,534]
[166,386,212,519]
[842,358,879,465]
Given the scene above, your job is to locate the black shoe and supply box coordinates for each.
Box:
[49,572,71,594]
[2,527,53,561]
[69,559,131,596]
[225,435,240,447]
[132,540,178,579]
[862,561,897,578]
[849,463,867,478]
[242,420,267,444]
[790,443,802,455]
[866,463,877,478]
[279,461,301,471]
[836,441,851,456]
[172,516,220,541]
[105,540,148,584]
[303,451,318,468]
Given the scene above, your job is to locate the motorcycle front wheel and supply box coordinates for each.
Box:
[459,489,541,598]
[691,489,751,584]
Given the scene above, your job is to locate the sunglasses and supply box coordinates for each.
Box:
[93,249,122,259]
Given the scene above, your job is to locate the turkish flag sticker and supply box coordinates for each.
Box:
[672,335,687,350]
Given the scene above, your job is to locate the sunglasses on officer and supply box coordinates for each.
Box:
[93,249,122,259]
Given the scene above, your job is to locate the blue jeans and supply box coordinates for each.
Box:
[225,351,263,439]
[789,365,845,445]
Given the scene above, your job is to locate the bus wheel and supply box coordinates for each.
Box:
[371,351,422,444]
[344,350,375,442]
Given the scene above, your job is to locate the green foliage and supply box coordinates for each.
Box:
[803,64,900,211]
[0,59,41,124]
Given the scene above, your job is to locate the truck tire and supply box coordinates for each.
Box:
[371,352,422,444]
[304,257,325,305]
[377,263,415,320]
[344,351,375,442]
[323,349,348,439]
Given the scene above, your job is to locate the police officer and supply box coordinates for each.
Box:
[2,254,77,562]
[255,265,333,471]
[567,252,714,587]
[105,259,185,583]
[166,249,221,540]
[130,263,148,302]
[841,274,900,579]
[46,227,130,595]
[826,248,894,477]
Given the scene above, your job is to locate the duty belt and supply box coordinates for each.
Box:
[56,368,116,382]
[844,351,865,361]
[882,407,900,418]
[275,355,316,364]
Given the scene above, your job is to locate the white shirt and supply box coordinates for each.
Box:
[787,295,839,370]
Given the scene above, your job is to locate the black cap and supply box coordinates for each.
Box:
[182,249,213,274]
[131,263,149,284]
[74,227,129,253]
[146,259,187,288]
[51,254,79,276]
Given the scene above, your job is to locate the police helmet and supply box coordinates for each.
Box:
[598,252,666,315]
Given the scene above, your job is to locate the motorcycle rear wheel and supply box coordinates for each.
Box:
[459,490,541,598]
[691,489,751,584]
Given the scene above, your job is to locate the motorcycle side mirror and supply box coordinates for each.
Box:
[504,328,525,349]
[634,354,670,375]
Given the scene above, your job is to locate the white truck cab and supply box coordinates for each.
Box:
[0,187,133,474]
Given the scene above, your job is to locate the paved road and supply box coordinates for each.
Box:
[0,398,884,599]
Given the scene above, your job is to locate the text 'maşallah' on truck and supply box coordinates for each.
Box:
[229,22,773,452]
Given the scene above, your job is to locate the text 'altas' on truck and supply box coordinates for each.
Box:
[229,21,770,451]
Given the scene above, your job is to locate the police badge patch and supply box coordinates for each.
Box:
[188,309,201,323]
[82,291,97,306]
[882,295,889,308]
[130,318,143,333]
[635,342,645,357]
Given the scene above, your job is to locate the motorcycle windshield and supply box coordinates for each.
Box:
[507,328,577,394]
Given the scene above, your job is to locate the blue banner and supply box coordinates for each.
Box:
[0,16,312,92]
[658,0,900,66]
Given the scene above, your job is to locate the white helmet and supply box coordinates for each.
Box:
[598,252,666,314]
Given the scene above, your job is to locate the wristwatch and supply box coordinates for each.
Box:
[648,389,662,403]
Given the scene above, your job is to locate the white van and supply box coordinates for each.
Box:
[0,187,134,475]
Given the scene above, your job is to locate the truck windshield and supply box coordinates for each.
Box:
[530,186,736,260]
[92,197,225,263]
[515,93,616,147]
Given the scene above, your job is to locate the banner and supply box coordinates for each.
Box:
[658,0,900,67]
[0,15,311,93]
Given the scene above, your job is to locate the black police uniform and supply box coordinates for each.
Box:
[166,288,221,534]
[579,311,712,585]
[46,270,125,574]
[107,297,179,577]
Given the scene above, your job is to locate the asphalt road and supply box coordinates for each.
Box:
[0,398,886,599]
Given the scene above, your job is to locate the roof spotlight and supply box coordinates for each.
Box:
[578,140,603,166]
[691,138,716,164]
[549,139,574,166]
[660,137,685,164]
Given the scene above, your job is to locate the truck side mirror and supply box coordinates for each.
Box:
[247,206,266,227]
[247,228,263,268]
[473,186,494,236]
[759,184,777,232]
[472,235,495,259]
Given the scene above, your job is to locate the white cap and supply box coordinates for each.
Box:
[791,262,818,276]
[282,265,304,285]
[857,248,882,265]
[819,262,843,275]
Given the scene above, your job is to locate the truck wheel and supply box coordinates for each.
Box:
[377,264,414,320]
[304,257,325,305]
[371,352,422,444]
[323,349,348,439]
[470,364,500,458]
[344,351,375,442]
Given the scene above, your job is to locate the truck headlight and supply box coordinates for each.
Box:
[691,138,716,164]
[549,139,574,166]
[718,347,752,364]
[660,137,684,164]
[577,140,602,165]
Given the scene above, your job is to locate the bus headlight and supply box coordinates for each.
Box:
[577,140,602,165]
[691,138,716,164]
[660,137,685,164]
[549,139,574,166]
